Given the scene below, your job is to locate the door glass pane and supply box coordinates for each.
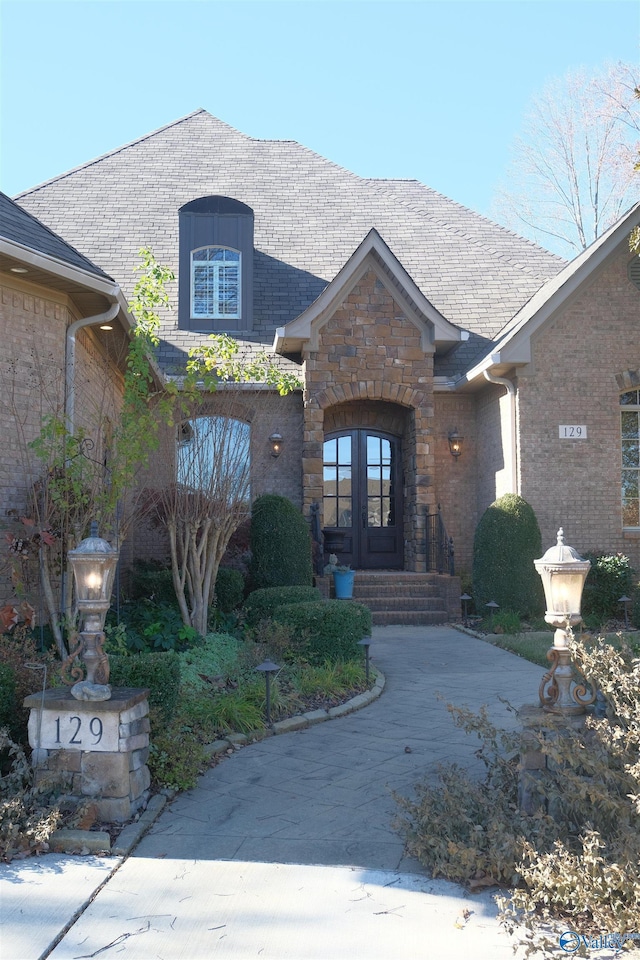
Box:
[324,438,337,465]
[338,467,351,496]
[323,466,337,498]
[338,435,352,465]
[381,439,391,465]
[324,500,337,527]
[367,435,381,465]
[338,499,352,527]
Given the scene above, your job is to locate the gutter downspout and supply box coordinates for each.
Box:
[65,300,120,435]
[483,370,517,495]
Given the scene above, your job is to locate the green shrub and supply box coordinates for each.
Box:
[472,494,544,618]
[130,564,176,604]
[147,715,208,792]
[243,585,322,626]
[0,663,16,736]
[109,651,180,723]
[215,567,245,613]
[178,633,240,694]
[249,494,313,590]
[488,609,521,635]
[581,551,634,624]
[272,600,372,665]
[113,600,200,653]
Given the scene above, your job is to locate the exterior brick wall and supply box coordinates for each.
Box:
[432,393,477,574]
[0,274,125,608]
[302,269,435,571]
[129,388,304,566]
[518,248,640,567]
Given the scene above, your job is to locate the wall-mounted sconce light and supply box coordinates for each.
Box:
[448,430,464,458]
[269,432,284,458]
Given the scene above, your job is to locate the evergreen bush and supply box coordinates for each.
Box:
[243,585,322,626]
[581,551,634,624]
[472,494,544,618]
[273,600,372,665]
[130,564,176,604]
[214,567,245,613]
[109,651,180,723]
[249,494,313,590]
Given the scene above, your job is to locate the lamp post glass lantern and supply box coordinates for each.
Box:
[534,527,593,715]
[64,522,119,701]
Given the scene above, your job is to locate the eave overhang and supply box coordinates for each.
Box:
[461,201,640,389]
[273,228,463,358]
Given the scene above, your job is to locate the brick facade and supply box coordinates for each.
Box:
[518,248,640,567]
[0,273,125,607]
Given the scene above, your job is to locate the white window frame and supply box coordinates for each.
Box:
[621,390,640,528]
[191,246,241,321]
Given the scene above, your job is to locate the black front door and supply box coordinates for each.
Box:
[322,430,403,569]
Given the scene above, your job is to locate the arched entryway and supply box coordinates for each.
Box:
[322,428,403,568]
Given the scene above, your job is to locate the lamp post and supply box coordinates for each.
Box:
[63,522,119,701]
[534,528,593,716]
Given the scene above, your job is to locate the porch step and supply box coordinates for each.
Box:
[350,571,451,626]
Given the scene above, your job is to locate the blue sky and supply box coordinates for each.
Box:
[1,0,637,228]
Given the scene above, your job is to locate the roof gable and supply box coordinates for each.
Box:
[274,229,462,357]
[464,201,640,383]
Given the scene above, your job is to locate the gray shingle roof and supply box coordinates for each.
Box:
[15,110,566,378]
[0,191,112,280]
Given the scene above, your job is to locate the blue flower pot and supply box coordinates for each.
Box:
[333,569,355,599]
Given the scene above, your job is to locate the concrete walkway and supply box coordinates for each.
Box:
[3,626,544,959]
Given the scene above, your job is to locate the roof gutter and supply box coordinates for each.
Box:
[483,369,517,495]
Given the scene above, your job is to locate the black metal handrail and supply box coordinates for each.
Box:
[425,504,455,575]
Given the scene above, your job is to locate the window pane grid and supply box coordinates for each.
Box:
[621,396,640,528]
[191,247,240,320]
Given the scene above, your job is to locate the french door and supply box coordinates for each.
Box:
[322,430,403,569]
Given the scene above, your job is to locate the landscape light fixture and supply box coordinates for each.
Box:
[460,593,472,625]
[269,432,284,458]
[534,528,593,715]
[358,636,372,682]
[619,595,632,630]
[64,522,119,701]
[255,659,280,725]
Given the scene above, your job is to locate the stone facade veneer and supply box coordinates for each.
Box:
[24,687,151,823]
[302,270,435,571]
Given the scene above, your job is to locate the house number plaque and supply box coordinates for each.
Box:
[34,709,119,752]
[559,425,587,439]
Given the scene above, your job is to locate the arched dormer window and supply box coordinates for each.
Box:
[191,247,241,320]
[179,196,254,332]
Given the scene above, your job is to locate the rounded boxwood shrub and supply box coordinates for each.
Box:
[243,585,322,626]
[109,651,180,723]
[272,600,372,665]
[472,494,544,619]
[249,494,313,590]
[130,564,175,604]
[581,551,634,625]
[214,567,245,613]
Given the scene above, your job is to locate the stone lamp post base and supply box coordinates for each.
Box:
[24,687,151,822]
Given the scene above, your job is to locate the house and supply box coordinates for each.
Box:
[0,192,135,603]
[10,110,640,620]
